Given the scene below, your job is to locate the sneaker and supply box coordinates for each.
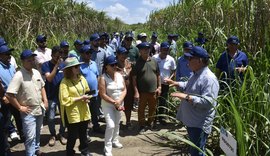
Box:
[59,134,67,145]
[10,132,19,141]
[138,126,146,134]
[112,142,123,149]
[48,136,56,147]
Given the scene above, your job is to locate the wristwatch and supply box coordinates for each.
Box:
[185,94,190,102]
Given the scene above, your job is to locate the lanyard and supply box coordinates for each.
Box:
[71,79,85,96]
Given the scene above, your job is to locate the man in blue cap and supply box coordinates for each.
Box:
[195,32,208,46]
[149,32,160,56]
[34,35,52,73]
[216,36,248,86]
[6,49,48,156]
[89,33,106,124]
[152,41,176,125]
[175,41,194,82]
[79,45,104,134]
[133,42,161,133]
[165,46,219,156]
[60,41,70,60]
[69,39,83,59]
[122,31,139,64]
[0,45,16,156]
[99,32,115,57]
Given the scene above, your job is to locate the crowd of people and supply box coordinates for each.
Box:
[0,31,248,156]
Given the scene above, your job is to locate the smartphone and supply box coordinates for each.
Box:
[85,90,96,95]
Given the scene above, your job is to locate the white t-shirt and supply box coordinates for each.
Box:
[153,54,176,84]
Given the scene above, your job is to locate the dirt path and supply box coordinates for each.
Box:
[10,111,184,156]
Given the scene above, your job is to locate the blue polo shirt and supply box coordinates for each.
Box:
[41,61,64,102]
[216,50,248,81]
[0,61,16,91]
[176,55,192,81]
[80,60,99,97]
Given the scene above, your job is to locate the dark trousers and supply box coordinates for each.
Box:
[187,127,209,156]
[158,84,169,120]
[89,96,99,129]
[0,109,11,156]
[66,120,89,156]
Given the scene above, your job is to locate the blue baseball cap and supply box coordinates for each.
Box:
[160,42,170,49]
[0,45,14,54]
[20,49,37,60]
[100,32,109,38]
[184,46,209,58]
[74,39,83,45]
[152,33,158,38]
[90,33,100,41]
[105,55,117,65]
[117,47,128,54]
[226,36,240,45]
[125,32,134,39]
[84,39,90,45]
[0,37,7,46]
[137,42,151,49]
[36,35,46,42]
[80,45,91,53]
[60,41,69,47]
[168,34,174,38]
[183,41,193,49]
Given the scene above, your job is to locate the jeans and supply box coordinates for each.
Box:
[21,112,44,156]
[66,120,89,156]
[138,92,157,126]
[186,127,209,156]
[158,84,169,120]
[88,97,100,129]
[47,100,65,136]
[102,105,121,156]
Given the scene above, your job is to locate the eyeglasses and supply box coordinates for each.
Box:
[110,63,117,67]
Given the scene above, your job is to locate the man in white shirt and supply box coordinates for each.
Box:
[152,41,176,124]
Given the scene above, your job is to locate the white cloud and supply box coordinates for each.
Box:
[142,0,169,9]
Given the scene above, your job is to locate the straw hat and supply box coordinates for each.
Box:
[62,57,83,70]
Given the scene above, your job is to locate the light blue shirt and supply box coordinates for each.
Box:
[91,48,106,75]
[175,55,193,81]
[176,66,219,134]
[80,60,99,97]
[0,61,16,91]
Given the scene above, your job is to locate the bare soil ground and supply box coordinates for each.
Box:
[10,111,188,156]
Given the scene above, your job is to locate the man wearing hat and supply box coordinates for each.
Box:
[216,36,248,85]
[122,31,139,64]
[34,35,52,73]
[99,32,115,57]
[152,41,176,125]
[175,41,194,82]
[79,45,104,134]
[0,37,18,69]
[132,42,161,133]
[89,33,106,122]
[41,46,67,146]
[149,32,160,56]
[6,49,48,156]
[0,45,17,156]
[195,32,208,46]
[69,39,83,59]
[60,41,70,60]
[165,46,219,156]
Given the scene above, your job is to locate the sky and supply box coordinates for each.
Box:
[75,0,176,24]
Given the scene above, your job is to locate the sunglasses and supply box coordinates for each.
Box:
[125,38,132,41]
[110,63,117,67]
[4,53,11,56]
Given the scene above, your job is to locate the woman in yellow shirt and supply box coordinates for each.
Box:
[59,57,91,156]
